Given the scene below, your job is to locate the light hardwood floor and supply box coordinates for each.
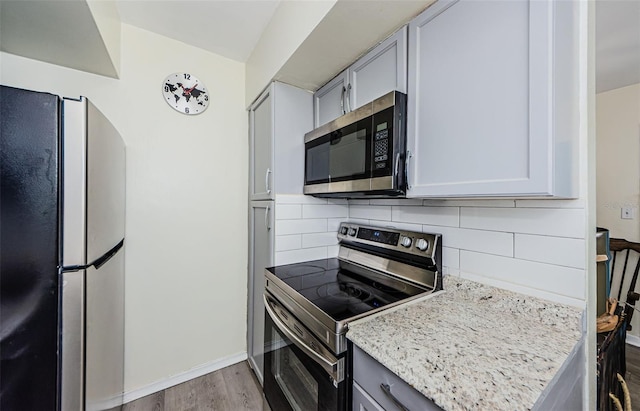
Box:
[123,361,270,411]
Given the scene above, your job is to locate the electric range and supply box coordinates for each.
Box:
[262,222,442,411]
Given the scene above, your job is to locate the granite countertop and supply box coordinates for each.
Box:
[346,276,583,411]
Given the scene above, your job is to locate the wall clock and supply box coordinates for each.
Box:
[162,72,209,115]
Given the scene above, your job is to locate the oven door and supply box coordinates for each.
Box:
[263,294,347,411]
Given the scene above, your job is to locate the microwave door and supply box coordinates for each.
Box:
[329,125,370,182]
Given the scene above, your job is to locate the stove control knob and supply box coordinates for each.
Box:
[416,238,429,251]
[348,228,357,236]
[400,236,412,248]
[340,226,348,235]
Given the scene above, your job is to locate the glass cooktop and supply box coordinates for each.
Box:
[266,258,428,322]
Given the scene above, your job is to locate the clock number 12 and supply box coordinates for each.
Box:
[184,73,191,80]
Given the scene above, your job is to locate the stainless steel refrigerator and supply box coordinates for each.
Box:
[1,85,125,411]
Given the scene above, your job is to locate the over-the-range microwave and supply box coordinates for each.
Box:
[304,91,407,198]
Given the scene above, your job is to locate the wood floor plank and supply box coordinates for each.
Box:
[220,362,266,411]
[122,391,164,411]
[626,343,640,409]
[122,361,270,411]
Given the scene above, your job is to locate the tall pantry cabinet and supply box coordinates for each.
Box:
[247,82,313,384]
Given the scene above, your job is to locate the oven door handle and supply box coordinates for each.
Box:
[263,294,344,384]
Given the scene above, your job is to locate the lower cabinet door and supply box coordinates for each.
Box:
[353,382,384,411]
[353,345,443,411]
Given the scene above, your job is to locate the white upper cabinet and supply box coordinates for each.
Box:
[313,70,349,129]
[349,26,407,111]
[406,0,579,198]
[313,26,408,128]
[249,82,313,200]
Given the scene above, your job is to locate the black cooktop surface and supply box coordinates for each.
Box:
[266,258,428,322]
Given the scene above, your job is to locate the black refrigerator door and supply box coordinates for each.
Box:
[1,85,61,410]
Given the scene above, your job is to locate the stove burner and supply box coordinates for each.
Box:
[317,281,371,302]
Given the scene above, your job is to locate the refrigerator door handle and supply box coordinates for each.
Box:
[62,240,124,273]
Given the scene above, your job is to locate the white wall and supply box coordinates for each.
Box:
[596,83,640,242]
[1,24,248,397]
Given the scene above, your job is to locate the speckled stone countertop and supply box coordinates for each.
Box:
[346,276,583,411]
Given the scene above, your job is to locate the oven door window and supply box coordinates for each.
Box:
[272,329,319,411]
[263,311,346,411]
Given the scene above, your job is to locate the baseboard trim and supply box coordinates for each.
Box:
[627,334,640,347]
[123,351,248,404]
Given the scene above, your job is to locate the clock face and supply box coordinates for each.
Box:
[162,72,209,115]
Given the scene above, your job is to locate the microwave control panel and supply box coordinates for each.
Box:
[374,122,389,169]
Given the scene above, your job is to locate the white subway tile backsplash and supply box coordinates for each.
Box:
[328,218,346,233]
[276,204,302,220]
[459,251,585,301]
[275,247,328,265]
[350,205,392,221]
[442,247,460,269]
[348,199,371,206]
[270,193,588,304]
[276,194,327,205]
[369,198,423,206]
[423,199,516,208]
[275,234,302,252]
[392,206,459,227]
[347,218,370,226]
[515,234,585,269]
[460,207,585,238]
[276,219,327,235]
[515,199,586,209]
[302,232,339,248]
[303,204,348,219]
[379,221,423,232]
[327,245,340,258]
[421,225,513,257]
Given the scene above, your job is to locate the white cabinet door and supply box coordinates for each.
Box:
[313,26,409,128]
[250,88,274,200]
[406,0,578,198]
[313,69,348,128]
[248,200,274,385]
[349,26,407,111]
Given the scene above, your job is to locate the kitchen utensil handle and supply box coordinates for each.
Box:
[346,83,352,112]
[263,294,342,382]
[340,86,346,115]
[380,383,411,411]
[264,206,271,231]
[265,168,271,194]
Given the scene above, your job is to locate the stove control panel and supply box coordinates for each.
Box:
[337,222,441,261]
